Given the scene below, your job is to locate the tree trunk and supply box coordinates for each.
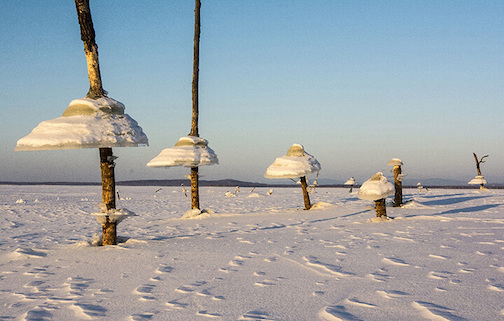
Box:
[375,198,387,217]
[300,176,311,210]
[190,0,201,137]
[473,153,482,176]
[393,165,402,207]
[100,147,116,245]
[188,0,201,210]
[190,167,200,209]
[74,0,105,99]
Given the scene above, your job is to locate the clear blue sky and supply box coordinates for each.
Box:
[1,1,503,184]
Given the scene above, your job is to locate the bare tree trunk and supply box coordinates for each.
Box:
[75,0,117,245]
[374,198,387,217]
[473,153,482,176]
[100,147,116,245]
[189,0,201,210]
[190,167,200,209]
[190,0,201,138]
[75,0,105,99]
[393,165,402,207]
[300,176,311,210]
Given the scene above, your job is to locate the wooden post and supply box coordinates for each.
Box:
[189,0,201,210]
[374,198,387,217]
[300,176,311,210]
[190,167,200,209]
[100,147,117,245]
[393,165,402,207]
[74,0,105,99]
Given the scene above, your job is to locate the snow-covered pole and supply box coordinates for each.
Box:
[189,0,201,210]
[100,148,116,245]
[357,172,394,219]
[75,0,117,245]
[387,158,403,207]
[300,176,311,210]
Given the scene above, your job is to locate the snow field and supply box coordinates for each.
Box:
[1,185,503,320]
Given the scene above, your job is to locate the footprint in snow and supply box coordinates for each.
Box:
[196,310,221,318]
[238,310,275,320]
[376,290,409,299]
[345,297,377,308]
[318,305,363,321]
[381,257,410,266]
[412,301,466,321]
[70,302,107,319]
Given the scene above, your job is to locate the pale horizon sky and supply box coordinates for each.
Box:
[1,1,503,185]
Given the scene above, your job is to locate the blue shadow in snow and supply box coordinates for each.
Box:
[435,204,501,216]
[421,195,492,206]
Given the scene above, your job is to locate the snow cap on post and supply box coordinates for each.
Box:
[265,144,321,179]
[15,97,148,151]
[468,175,487,185]
[387,158,403,166]
[357,172,394,201]
[344,177,356,185]
[147,136,218,168]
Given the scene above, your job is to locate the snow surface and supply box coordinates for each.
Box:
[357,172,395,201]
[15,97,148,151]
[147,136,218,168]
[265,144,321,179]
[1,185,503,320]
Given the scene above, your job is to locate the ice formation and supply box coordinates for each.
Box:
[15,97,148,151]
[147,136,218,168]
[357,172,394,201]
[468,175,487,185]
[344,177,356,185]
[387,158,403,166]
[265,144,321,179]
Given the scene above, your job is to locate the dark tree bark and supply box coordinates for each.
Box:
[393,165,402,207]
[189,0,201,210]
[75,0,117,245]
[190,167,200,209]
[300,176,311,210]
[100,147,117,245]
[74,0,105,99]
[375,198,387,217]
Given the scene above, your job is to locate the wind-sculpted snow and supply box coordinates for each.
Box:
[1,185,503,320]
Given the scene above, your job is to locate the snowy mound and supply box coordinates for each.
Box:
[468,176,487,185]
[147,136,218,168]
[15,97,148,151]
[387,158,403,166]
[344,177,356,185]
[357,172,394,201]
[265,144,321,179]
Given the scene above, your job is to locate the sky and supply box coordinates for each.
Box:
[1,0,503,185]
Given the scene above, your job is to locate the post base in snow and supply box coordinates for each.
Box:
[374,198,387,217]
[102,220,117,245]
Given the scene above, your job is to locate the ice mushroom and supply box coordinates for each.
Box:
[468,175,487,190]
[344,177,357,193]
[147,136,218,217]
[358,172,394,218]
[387,158,403,207]
[15,97,148,151]
[147,136,218,168]
[265,144,321,210]
[14,0,148,245]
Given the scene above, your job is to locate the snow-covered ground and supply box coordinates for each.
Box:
[1,185,503,320]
